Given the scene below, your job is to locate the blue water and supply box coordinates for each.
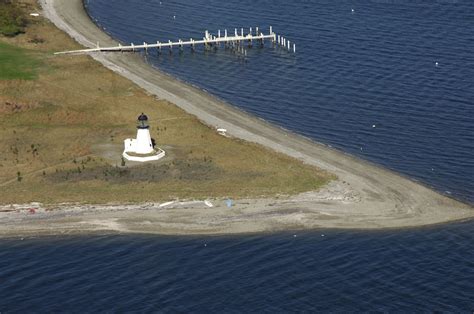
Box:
[1,223,474,311]
[85,0,474,204]
[2,1,474,311]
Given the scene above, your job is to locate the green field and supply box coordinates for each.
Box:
[0,42,38,80]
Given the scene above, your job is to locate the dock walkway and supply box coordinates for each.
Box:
[55,26,296,55]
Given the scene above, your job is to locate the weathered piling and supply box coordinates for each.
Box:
[55,26,295,56]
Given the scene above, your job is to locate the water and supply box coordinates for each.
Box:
[2,1,474,311]
[1,223,474,311]
[85,0,474,204]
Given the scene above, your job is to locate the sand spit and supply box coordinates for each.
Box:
[1,0,471,237]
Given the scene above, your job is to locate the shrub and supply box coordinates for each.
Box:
[0,0,27,37]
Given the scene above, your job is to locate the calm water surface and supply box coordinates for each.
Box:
[2,1,474,311]
[1,223,474,311]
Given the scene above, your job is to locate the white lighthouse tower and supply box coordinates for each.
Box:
[122,113,165,162]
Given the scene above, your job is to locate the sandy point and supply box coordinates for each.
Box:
[0,0,471,237]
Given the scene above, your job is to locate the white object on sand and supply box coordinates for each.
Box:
[204,200,213,208]
[159,201,175,208]
[30,13,40,17]
[217,128,227,136]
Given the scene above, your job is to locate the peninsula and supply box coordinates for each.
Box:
[0,0,472,237]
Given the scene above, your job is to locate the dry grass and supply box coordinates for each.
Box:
[0,0,334,204]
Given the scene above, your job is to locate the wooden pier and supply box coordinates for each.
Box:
[54,26,295,55]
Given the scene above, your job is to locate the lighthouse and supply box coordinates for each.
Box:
[122,113,165,162]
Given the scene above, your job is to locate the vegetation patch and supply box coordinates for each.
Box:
[0,42,39,80]
[47,158,222,184]
[0,98,38,114]
[0,0,27,37]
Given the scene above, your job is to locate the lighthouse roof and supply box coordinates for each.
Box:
[138,113,148,121]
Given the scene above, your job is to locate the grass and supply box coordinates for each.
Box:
[0,42,39,79]
[0,0,335,205]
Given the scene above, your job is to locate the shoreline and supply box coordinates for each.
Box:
[0,0,471,238]
[70,32,466,207]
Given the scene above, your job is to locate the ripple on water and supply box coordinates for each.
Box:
[3,223,474,311]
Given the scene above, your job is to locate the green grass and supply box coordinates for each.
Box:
[0,42,38,80]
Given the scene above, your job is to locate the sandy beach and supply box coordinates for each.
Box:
[0,0,471,238]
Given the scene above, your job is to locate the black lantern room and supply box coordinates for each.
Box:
[137,113,149,129]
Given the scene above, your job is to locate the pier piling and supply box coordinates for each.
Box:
[55,27,296,56]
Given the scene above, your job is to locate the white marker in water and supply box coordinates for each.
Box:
[351,8,355,13]
[435,62,439,67]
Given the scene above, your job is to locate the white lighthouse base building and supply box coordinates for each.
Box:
[123,113,165,163]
